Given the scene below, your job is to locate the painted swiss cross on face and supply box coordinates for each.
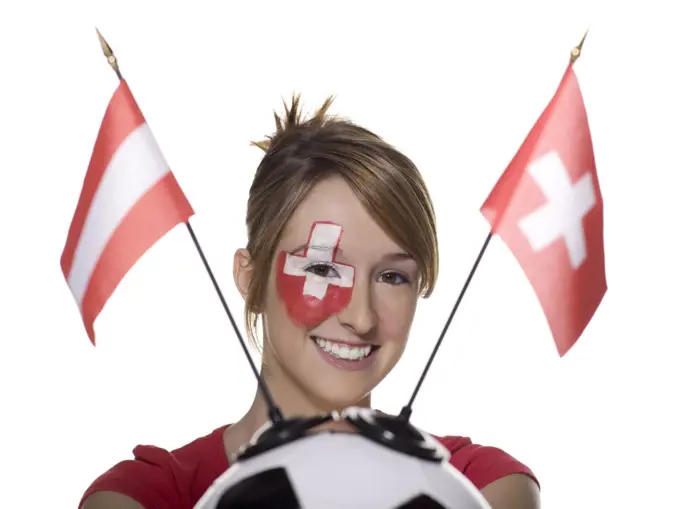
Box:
[275,221,355,328]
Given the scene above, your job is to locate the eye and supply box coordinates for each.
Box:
[304,262,340,278]
[378,271,409,285]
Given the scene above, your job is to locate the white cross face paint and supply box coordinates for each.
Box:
[276,221,355,328]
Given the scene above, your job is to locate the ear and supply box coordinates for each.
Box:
[233,248,253,301]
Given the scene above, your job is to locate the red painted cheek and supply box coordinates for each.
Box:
[275,251,353,329]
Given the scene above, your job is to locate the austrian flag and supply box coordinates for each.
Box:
[61,80,194,344]
[481,64,607,356]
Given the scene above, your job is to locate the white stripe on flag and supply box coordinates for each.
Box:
[66,123,170,307]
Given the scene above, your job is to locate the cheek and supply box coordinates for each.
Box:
[374,288,418,344]
[275,252,354,329]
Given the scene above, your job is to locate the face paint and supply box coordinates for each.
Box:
[276,221,355,328]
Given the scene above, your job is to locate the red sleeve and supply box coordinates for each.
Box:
[79,444,194,509]
[439,436,540,491]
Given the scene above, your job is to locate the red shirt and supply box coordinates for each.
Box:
[79,425,538,508]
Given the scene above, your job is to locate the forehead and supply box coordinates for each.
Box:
[281,177,401,254]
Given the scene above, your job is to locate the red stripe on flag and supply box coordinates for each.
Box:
[80,172,193,344]
[61,80,144,278]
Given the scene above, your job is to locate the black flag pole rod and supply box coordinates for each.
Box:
[398,232,492,421]
[398,30,589,422]
[95,29,283,424]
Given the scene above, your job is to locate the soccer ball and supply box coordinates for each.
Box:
[193,407,491,509]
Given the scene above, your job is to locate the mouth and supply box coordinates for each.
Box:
[310,335,380,369]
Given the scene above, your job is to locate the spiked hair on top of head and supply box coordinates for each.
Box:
[250,94,336,153]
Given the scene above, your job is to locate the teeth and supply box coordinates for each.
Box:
[314,337,373,361]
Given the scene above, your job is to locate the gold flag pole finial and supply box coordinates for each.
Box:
[96,28,123,80]
[570,29,589,64]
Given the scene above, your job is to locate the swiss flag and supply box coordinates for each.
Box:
[61,80,194,344]
[481,63,607,357]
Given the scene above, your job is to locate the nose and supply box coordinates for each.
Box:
[337,277,377,336]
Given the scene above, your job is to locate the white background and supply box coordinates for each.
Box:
[1,1,678,508]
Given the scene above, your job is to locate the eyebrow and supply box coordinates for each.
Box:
[291,244,336,255]
[290,244,414,262]
[382,252,415,262]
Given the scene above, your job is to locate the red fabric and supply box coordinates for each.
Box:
[480,65,606,357]
[79,425,538,508]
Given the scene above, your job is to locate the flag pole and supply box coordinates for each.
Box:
[570,29,588,65]
[94,29,284,424]
[397,30,589,422]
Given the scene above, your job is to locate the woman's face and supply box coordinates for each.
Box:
[260,175,421,411]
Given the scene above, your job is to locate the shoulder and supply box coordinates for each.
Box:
[79,425,229,509]
[434,434,540,493]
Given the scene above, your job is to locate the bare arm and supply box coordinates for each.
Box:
[80,491,146,509]
[480,474,541,509]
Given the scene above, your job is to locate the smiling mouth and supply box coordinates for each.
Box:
[310,336,379,362]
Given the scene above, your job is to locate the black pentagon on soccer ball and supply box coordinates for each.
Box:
[215,467,300,509]
[396,494,447,508]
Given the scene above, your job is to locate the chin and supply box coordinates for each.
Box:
[281,339,393,413]
[299,360,382,413]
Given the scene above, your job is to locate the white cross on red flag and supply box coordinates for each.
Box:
[61,80,194,344]
[480,64,607,357]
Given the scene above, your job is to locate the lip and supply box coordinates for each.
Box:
[311,336,379,372]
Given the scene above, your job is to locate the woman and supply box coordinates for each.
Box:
[80,96,540,509]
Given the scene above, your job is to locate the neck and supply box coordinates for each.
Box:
[222,355,373,463]
[235,355,371,441]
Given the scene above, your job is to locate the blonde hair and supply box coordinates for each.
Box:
[244,94,438,349]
